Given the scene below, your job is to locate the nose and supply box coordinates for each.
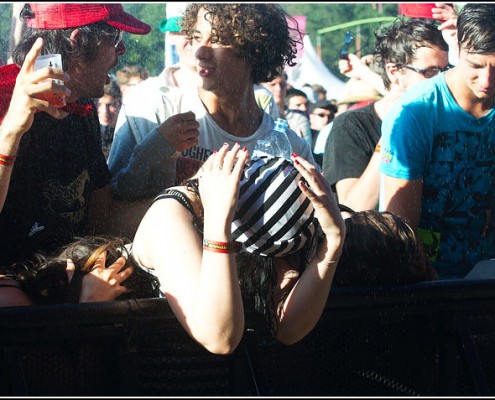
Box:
[194,44,212,60]
[191,36,214,60]
[478,66,495,89]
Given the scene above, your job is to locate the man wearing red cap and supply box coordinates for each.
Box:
[0,3,151,266]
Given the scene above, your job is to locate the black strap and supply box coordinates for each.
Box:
[154,189,203,234]
[338,204,356,215]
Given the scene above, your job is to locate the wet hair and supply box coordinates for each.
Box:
[373,18,449,90]
[457,3,495,54]
[16,236,162,305]
[334,210,437,287]
[12,3,121,70]
[181,3,302,83]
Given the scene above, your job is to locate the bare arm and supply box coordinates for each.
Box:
[274,154,345,345]
[339,54,386,96]
[133,144,249,355]
[380,174,423,230]
[434,3,458,55]
[335,148,381,211]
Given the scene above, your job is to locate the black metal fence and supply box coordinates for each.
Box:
[1,278,495,396]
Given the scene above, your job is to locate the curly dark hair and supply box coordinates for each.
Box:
[16,236,162,305]
[181,3,302,84]
[373,18,448,90]
[334,210,437,287]
[12,3,121,70]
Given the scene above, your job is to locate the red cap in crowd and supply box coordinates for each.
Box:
[399,3,454,21]
[26,3,151,34]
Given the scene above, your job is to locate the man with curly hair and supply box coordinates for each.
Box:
[108,3,316,201]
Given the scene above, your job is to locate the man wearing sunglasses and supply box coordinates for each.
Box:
[309,100,337,167]
[323,18,449,213]
[379,4,495,280]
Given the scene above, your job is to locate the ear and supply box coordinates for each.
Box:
[69,28,81,49]
[385,62,400,85]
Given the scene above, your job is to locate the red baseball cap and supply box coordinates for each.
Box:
[399,3,454,21]
[26,3,151,34]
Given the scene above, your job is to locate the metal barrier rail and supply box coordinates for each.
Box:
[1,278,495,396]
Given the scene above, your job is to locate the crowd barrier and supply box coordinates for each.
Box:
[1,278,495,396]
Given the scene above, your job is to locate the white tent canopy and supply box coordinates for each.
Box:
[286,35,346,102]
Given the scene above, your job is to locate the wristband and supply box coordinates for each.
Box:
[202,239,241,254]
[0,153,16,167]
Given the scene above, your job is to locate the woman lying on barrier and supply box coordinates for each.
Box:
[0,236,162,307]
[132,144,346,355]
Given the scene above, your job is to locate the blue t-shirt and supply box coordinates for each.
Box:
[379,73,495,279]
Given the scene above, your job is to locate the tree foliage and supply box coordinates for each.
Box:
[0,3,401,79]
[280,2,400,79]
[0,3,13,65]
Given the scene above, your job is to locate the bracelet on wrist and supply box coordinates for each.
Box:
[0,153,16,167]
[202,239,241,254]
[374,144,381,153]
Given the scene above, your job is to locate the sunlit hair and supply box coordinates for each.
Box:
[103,79,122,99]
[12,3,121,70]
[115,65,149,86]
[334,210,438,287]
[457,3,495,54]
[181,3,302,83]
[17,236,162,305]
[373,18,448,90]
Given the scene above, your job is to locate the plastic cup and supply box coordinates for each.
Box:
[33,53,66,108]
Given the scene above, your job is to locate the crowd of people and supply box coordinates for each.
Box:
[0,2,494,356]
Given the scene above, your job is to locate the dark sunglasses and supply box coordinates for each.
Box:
[401,64,453,79]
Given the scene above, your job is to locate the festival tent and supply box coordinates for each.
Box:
[286,34,346,102]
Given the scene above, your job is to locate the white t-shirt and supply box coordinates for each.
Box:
[109,86,313,199]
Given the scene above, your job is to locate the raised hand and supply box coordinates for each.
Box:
[290,153,345,260]
[2,37,70,137]
[198,143,249,227]
[158,111,200,152]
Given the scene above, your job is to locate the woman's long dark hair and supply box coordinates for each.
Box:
[15,236,162,305]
